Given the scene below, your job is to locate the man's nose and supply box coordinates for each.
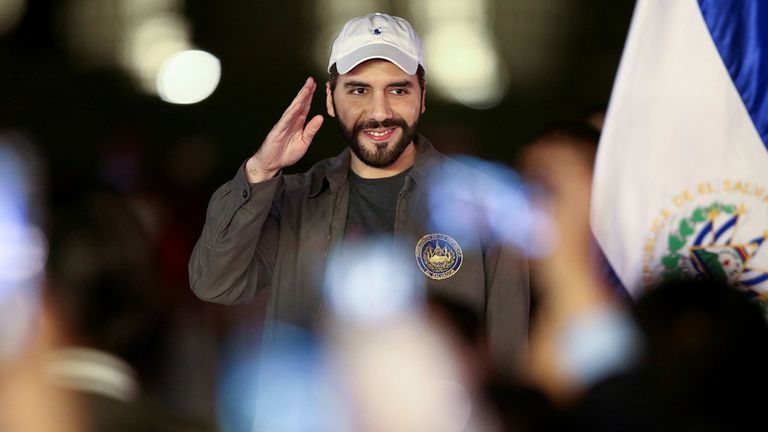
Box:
[368,92,393,122]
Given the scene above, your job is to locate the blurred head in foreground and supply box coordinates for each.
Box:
[636,277,768,388]
[578,278,768,431]
[519,122,600,281]
[43,189,161,370]
[38,189,215,431]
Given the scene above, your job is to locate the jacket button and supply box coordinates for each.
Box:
[242,190,248,199]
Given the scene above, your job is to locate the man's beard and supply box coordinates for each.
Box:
[337,114,419,169]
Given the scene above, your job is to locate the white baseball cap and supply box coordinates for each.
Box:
[328,13,425,76]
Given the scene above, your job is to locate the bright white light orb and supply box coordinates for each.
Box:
[425,25,508,109]
[157,50,221,104]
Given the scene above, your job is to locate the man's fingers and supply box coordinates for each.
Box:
[302,115,324,145]
[279,89,307,122]
[266,78,319,152]
[286,77,320,133]
[297,81,316,120]
[282,77,315,118]
[293,79,317,128]
[272,101,309,139]
[290,77,314,105]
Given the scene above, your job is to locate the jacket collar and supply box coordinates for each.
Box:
[407,134,443,187]
[309,134,441,198]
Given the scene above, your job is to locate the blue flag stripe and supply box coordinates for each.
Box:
[742,273,768,286]
[714,214,738,243]
[694,221,713,246]
[698,0,768,150]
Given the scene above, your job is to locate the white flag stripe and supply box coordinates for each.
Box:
[591,0,768,296]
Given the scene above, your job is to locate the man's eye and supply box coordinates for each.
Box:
[350,88,367,95]
[391,88,408,95]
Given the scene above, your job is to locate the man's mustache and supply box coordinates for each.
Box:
[353,118,409,134]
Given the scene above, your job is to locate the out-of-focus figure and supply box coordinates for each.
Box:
[0,134,84,432]
[217,239,509,432]
[426,293,559,432]
[38,189,217,432]
[518,122,639,403]
[322,240,501,432]
[582,105,606,132]
[575,278,768,431]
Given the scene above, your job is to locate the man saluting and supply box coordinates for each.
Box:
[189,13,529,374]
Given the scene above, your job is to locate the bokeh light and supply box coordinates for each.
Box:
[324,239,424,327]
[156,49,221,104]
[313,0,385,73]
[123,13,192,94]
[559,306,642,387]
[424,24,508,109]
[409,0,508,109]
[0,141,46,363]
[218,324,349,432]
[0,0,25,35]
[328,313,474,432]
[426,156,554,258]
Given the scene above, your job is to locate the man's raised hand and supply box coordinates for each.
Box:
[245,77,324,183]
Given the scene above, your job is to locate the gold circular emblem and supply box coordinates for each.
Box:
[415,233,463,280]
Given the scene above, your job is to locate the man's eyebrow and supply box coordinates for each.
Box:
[387,81,413,88]
[343,81,371,88]
[342,80,414,88]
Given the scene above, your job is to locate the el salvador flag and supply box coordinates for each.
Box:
[591,0,768,302]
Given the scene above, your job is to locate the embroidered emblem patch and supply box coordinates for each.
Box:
[415,233,463,280]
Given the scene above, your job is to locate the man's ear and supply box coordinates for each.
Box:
[326,82,336,117]
[420,80,427,114]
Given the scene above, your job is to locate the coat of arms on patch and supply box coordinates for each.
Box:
[415,233,463,280]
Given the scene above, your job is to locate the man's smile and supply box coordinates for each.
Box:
[362,127,398,142]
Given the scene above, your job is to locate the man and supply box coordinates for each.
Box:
[189,13,529,374]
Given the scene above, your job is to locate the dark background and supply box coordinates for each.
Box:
[0,0,636,418]
[1,0,634,191]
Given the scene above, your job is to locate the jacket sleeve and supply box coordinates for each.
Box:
[485,242,530,376]
[188,163,282,304]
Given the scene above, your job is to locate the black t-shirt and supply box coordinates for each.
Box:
[344,168,410,241]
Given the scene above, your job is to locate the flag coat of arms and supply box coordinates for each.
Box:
[591,0,768,302]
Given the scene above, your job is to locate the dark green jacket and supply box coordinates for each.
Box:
[189,135,529,372]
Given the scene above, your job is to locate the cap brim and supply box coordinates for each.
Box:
[335,43,419,75]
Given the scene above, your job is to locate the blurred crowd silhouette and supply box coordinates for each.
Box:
[2,105,768,431]
[1,2,765,430]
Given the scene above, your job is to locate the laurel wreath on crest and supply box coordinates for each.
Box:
[659,201,768,313]
[661,202,736,281]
